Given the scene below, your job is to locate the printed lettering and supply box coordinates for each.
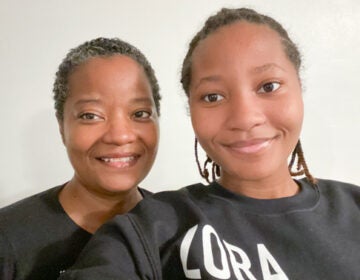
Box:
[224,241,257,280]
[202,225,231,279]
[180,224,288,280]
[258,244,288,280]
[180,225,201,279]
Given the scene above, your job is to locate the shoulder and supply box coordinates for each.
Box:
[135,182,209,214]
[138,187,153,197]
[315,178,360,194]
[312,178,360,206]
[152,182,210,200]
[0,185,63,218]
[102,182,209,235]
[0,185,65,236]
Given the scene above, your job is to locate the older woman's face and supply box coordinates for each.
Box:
[189,22,303,186]
[59,55,159,195]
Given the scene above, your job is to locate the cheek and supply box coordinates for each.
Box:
[274,94,304,136]
[288,96,303,132]
[139,123,159,152]
[190,107,220,148]
[190,108,208,139]
[63,125,96,154]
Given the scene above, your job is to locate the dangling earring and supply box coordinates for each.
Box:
[289,140,317,185]
[289,141,305,177]
[212,159,220,181]
[194,138,220,183]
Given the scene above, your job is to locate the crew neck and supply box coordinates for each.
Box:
[209,178,320,215]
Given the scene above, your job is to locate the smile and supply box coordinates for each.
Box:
[97,155,139,168]
[225,137,275,155]
[100,157,136,163]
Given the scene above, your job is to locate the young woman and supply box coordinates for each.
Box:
[0,37,161,279]
[59,8,360,280]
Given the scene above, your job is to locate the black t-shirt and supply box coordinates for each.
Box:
[0,185,151,280]
[59,179,360,280]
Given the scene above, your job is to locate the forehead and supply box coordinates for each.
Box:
[192,21,289,68]
[66,55,153,103]
[67,55,151,92]
[70,55,144,80]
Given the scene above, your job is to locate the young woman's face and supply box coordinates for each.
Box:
[189,22,303,185]
[59,55,159,195]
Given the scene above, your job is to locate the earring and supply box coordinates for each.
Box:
[289,140,317,185]
[194,138,220,183]
[288,140,305,177]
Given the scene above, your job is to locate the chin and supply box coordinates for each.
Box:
[223,166,274,182]
[96,181,137,195]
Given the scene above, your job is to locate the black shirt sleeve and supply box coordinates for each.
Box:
[58,214,162,280]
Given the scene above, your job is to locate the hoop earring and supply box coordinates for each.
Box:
[289,140,305,177]
[194,138,220,183]
[289,140,317,185]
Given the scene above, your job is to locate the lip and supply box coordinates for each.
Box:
[95,153,140,169]
[224,137,275,155]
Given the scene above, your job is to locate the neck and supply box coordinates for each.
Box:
[59,178,142,233]
[219,170,299,199]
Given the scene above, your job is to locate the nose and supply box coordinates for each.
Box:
[102,114,137,145]
[226,93,266,131]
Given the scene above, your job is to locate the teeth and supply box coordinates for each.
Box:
[101,157,135,163]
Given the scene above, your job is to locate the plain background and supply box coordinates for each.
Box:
[0,0,359,207]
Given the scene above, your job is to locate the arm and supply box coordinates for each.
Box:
[58,214,162,280]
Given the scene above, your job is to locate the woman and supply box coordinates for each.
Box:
[59,8,360,279]
[0,37,160,279]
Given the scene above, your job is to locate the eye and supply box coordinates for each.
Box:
[258,82,280,93]
[203,93,224,103]
[79,113,101,120]
[133,110,151,119]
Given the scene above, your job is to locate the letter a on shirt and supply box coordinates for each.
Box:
[257,244,288,280]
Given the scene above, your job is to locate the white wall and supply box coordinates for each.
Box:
[1,0,359,207]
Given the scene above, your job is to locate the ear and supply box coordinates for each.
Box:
[56,114,66,145]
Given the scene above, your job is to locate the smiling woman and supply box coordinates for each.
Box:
[0,38,161,280]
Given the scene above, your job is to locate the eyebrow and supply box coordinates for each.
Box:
[73,96,153,106]
[251,63,285,74]
[130,97,154,105]
[74,98,102,106]
[193,75,223,90]
[193,63,286,90]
